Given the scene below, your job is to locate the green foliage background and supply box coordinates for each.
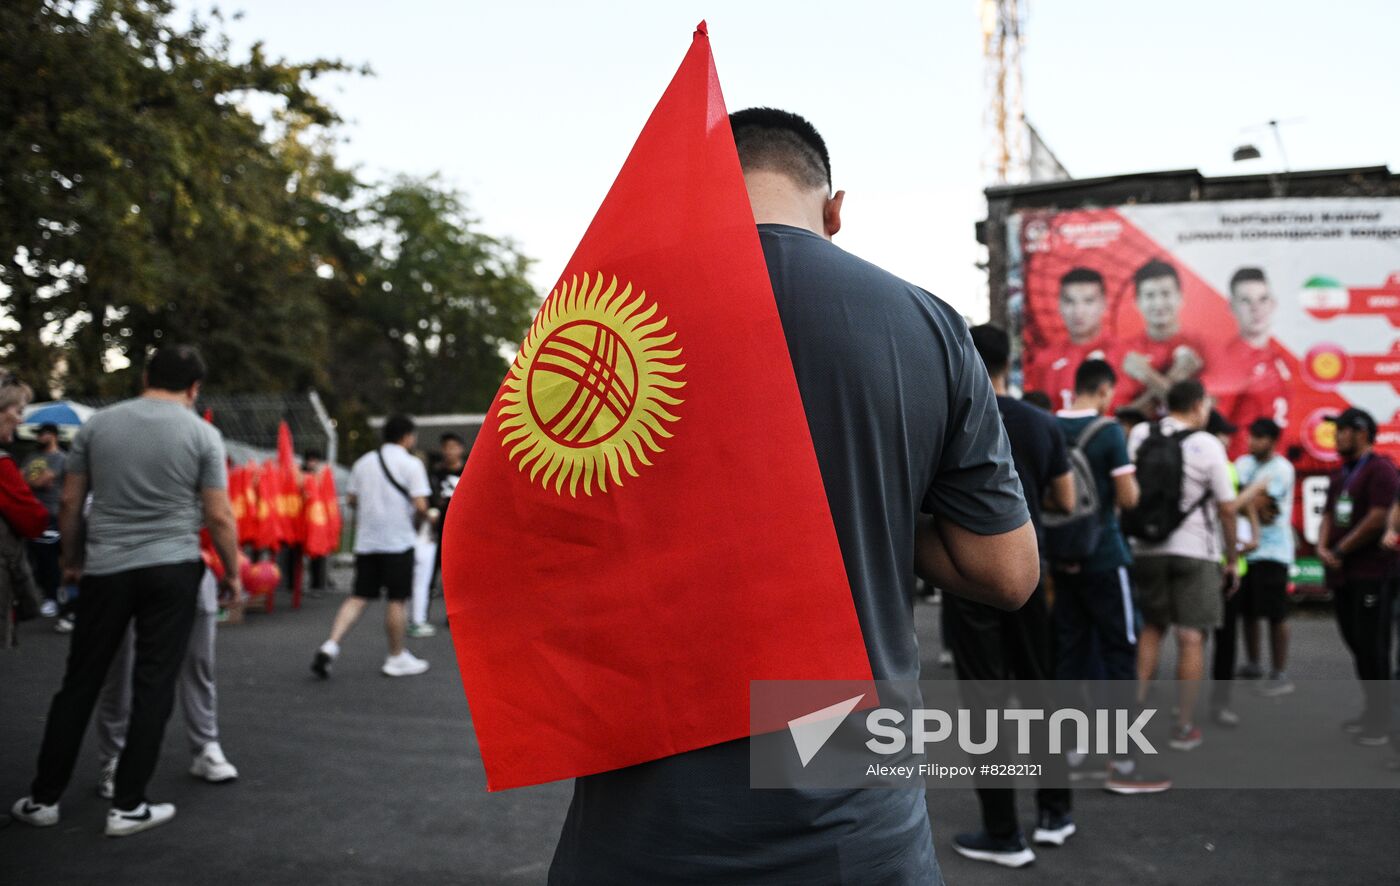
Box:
[0,0,538,453]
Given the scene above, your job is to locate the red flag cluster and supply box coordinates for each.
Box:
[228,421,341,556]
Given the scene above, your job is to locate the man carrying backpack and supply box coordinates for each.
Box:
[1051,360,1140,684]
[1126,380,1238,752]
[1052,360,1166,793]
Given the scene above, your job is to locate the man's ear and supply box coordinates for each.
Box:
[186,380,202,405]
[823,189,845,239]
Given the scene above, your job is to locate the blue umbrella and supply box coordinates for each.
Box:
[19,400,95,441]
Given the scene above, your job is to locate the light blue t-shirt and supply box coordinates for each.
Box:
[1236,453,1295,565]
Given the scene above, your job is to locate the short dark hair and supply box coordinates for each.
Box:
[1022,390,1053,411]
[1166,379,1207,414]
[729,107,831,192]
[302,448,325,462]
[1248,417,1282,440]
[1074,359,1116,395]
[37,422,60,436]
[1133,259,1180,295]
[382,414,416,444]
[969,324,1011,376]
[1229,266,1267,296]
[1059,267,1105,294]
[440,432,465,446]
[145,345,207,392]
[1114,407,1148,428]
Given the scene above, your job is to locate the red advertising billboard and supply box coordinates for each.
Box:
[1010,198,1400,562]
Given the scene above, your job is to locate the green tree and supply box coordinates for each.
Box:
[328,177,538,451]
[0,0,356,396]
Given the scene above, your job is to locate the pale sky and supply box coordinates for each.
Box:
[196,1,1400,320]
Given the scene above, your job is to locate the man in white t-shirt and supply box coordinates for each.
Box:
[311,414,432,678]
[1127,380,1238,752]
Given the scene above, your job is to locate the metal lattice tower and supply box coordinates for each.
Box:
[979,0,1029,184]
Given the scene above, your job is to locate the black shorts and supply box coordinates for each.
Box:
[1238,560,1290,623]
[353,550,414,601]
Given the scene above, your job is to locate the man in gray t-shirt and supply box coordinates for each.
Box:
[12,346,241,839]
[549,108,1037,886]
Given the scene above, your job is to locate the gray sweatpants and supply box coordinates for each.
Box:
[96,570,220,762]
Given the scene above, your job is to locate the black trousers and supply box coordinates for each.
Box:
[31,560,202,810]
[945,584,1070,839]
[308,556,327,590]
[1052,567,1137,681]
[1210,582,1242,709]
[1333,578,1393,734]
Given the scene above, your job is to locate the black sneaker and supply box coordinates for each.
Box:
[1104,760,1172,795]
[311,650,332,679]
[952,830,1035,868]
[1032,811,1076,847]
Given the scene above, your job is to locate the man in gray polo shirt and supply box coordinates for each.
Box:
[10,345,240,838]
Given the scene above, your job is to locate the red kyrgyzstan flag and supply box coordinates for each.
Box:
[254,459,286,551]
[275,421,304,545]
[303,467,341,558]
[441,23,872,791]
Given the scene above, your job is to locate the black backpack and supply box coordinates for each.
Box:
[1121,422,1209,542]
[1043,416,1115,562]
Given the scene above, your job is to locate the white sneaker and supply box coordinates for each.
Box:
[382,650,429,677]
[39,599,59,618]
[97,757,118,799]
[106,801,175,837]
[190,742,239,783]
[407,622,437,638]
[11,796,59,827]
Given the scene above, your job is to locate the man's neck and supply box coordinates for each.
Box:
[990,374,1009,396]
[1168,411,1200,429]
[743,171,828,239]
[444,459,463,471]
[142,389,190,407]
[1242,332,1270,349]
[41,443,58,454]
[1069,331,1101,347]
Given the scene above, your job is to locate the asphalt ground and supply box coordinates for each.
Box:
[2,579,1398,885]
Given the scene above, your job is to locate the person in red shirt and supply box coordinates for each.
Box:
[1024,267,1117,410]
[0,372,49,540]
[1117,259,1208,414]
[1210,267,1291,454]
[1,371,51,648]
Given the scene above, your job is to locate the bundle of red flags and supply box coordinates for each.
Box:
[441,23,873,791]
[228,421,340,555]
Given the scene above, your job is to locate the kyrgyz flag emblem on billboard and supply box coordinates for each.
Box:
[442,23,872,791]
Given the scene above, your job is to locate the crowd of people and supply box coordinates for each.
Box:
[1,105,1397,885]
[938,323,1400,869]
[0,351,470,838]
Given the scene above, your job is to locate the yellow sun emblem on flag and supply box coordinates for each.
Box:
[498,273,685,496]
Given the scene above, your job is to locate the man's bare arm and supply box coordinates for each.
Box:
[1046,471,1075,514]
[915,515,1038,611]
[1336,505,1390,557]
[201,488,241,581]
[1113,472,1140,511]
[58,472,88,576]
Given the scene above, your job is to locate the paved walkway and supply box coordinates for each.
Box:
[1,590,1396,884]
